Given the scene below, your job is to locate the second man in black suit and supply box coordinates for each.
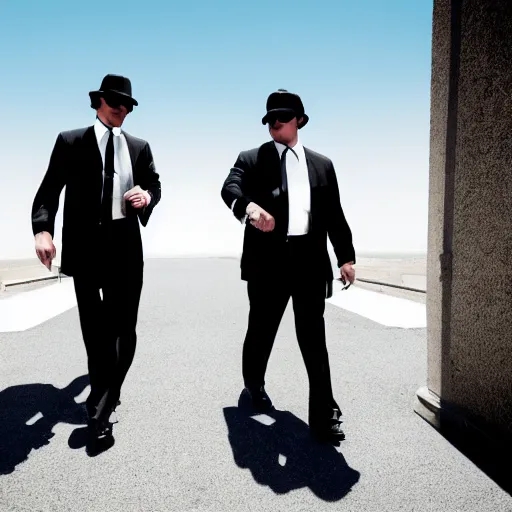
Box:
[221,89,356,442]
[32,74,161,451]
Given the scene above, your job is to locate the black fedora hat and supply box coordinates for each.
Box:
[262,89,309,128]
[89,74,138,106]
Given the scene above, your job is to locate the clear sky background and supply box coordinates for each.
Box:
[0,0,433,260]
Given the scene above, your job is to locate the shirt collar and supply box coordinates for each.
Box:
[94,117,121,145]
[274,139,304,160]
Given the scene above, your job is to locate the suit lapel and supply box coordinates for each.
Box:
[122,131,137,176]
[66,126,103,223]
[263,141,282,188]
[84,125,103,170]
[304,148,321,188]
[82,126,103,202]
[260,141,287,235]
[304,148,322,229]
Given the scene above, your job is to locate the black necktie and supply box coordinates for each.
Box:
[280,144,299,195]
[101,129,114,224]
[280,146,289,195]
[279,145,298,237]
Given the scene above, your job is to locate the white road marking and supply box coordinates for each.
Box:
[26,412,44,425]
[251,414,276,426]
[0,280,77,333]
[0,278,426,333]
[74,385,91,404]
[327,285,426,328]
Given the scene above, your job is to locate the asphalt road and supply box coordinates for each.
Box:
[0,258,510,511]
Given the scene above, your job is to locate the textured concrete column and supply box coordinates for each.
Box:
[415,0,512,442]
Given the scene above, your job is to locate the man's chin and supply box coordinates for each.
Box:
[108,117,125,128]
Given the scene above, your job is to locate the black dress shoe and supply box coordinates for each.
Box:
[311,421,345,442]
[245,386,274,412]
[88,418,113,441]
[310,408,346,442]
[86,419,115,456]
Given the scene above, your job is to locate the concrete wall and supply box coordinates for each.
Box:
[419,0,512,438]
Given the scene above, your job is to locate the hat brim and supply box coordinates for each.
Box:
[262,108,309,128]
[89,90,138,106]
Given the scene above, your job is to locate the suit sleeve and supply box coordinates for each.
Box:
[326,161,356,267]
[138,142,161,227]
[31,133,68,237]
[221,151,253,222]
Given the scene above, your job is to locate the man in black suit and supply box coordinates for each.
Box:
[32,74,161,448]
[221,89,355,442]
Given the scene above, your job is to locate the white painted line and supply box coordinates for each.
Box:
[74,385,91,404]
[251,414,276,426]
[0,280,77,333]
[26,412,44,425]
[327,285,426,328]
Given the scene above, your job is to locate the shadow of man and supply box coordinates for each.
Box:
[0,375,89,475]
[223,390,360,501]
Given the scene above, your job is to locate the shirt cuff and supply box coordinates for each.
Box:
[231,198,248,224]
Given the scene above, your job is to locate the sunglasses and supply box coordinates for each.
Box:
[103,93,133,112]
[267,111,296,126]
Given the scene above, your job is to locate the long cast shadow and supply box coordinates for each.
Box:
[0,375,89,475]
[223,390,360,501]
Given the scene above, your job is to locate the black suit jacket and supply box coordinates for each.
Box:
[32,126,161,276]
[221,141,355,293]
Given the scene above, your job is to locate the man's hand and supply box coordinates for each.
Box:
[246,202,275,232]
[340,262,355,284]
[35,231,56,270]
[124,185,151,209]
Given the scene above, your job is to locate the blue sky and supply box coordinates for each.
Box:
[0,0,433,260]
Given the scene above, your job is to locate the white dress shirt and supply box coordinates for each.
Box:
[274,139,311,235]
[94,117,134,219]
[232,139,311,235]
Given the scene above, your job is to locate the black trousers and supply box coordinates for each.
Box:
[242,234,340,427]
[72,218,143,424]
